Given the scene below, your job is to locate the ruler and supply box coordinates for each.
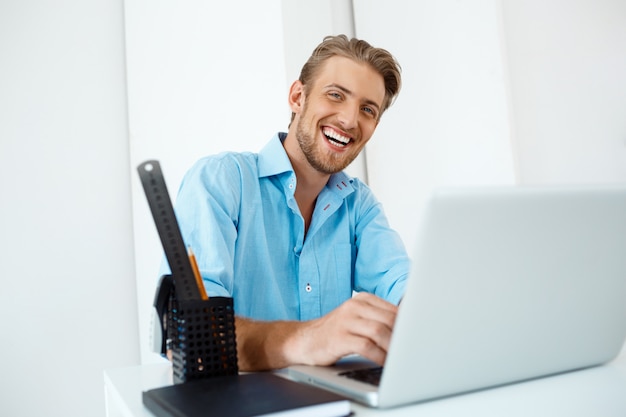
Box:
[137,160,202,301]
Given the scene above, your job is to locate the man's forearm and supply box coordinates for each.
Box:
[233,293,398,372]
[234,317,306,371]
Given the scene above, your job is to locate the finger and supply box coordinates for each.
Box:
[342,332,388,366]
[353,292,399,313]
[347,315,394,352]
[353,303,397,329]
[348,294,398,328]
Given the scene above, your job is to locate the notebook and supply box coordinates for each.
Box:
[143,373,351,417]
[287,185,626,408]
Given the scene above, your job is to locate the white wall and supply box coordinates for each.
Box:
[0,1,139,417]
[501,0,626,185]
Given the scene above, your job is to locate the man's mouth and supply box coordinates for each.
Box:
[322,127,351,148]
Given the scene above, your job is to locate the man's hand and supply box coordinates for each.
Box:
[235,293,398,371]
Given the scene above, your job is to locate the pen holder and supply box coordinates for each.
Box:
[167,289,239,384]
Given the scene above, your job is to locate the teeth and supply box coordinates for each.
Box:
[323,128,350,146]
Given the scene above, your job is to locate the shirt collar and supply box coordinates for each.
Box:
[258,132,356,198]
[258,132,292,178]
[326,171,355,199]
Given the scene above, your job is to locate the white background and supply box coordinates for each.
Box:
[1,1,625,416]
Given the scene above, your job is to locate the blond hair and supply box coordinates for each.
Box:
[290,35,402,125]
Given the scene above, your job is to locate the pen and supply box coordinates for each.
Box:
[187,246,209,300]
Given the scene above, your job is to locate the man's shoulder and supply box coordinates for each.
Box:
[177,151,261,195]
[199,149,258,166]
[191,150,260,177]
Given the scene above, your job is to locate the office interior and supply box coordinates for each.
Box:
[1,1,625,416]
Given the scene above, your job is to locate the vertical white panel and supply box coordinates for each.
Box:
[0,1,139,416]
[125,0,288,363]
[501,0,626,184]
[354,0,515,254]
[281,0,336,85]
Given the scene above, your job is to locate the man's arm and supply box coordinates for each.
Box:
[235,292,398,371]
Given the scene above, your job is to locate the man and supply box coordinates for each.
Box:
[174,35,410,371]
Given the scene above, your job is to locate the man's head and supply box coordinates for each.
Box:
[284,35,402,175]
[290,35,402,127]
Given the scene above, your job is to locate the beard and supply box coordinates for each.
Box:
[295,108,360,175]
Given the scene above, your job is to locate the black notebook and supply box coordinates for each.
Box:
[143,372,351,417]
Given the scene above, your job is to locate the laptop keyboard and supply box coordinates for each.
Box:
[338,366,383,386]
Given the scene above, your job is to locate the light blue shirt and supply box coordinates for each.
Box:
[173,133,409,321]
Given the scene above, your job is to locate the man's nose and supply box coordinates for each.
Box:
[337,103,359,130]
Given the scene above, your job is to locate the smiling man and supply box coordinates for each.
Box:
[173,35,410,371]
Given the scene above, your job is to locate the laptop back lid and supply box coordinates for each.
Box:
[379,185,626,407]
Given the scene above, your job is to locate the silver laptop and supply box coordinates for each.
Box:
[287,185,626,408]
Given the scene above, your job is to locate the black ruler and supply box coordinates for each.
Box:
[137,160,202,301]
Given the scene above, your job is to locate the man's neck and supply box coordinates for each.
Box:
[282,132,330,233]
[282,131,330,191]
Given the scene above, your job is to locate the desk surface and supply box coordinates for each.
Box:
[105,348,626,417]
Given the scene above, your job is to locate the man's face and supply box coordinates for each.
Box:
[293,56,385,175]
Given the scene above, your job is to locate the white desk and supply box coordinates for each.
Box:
[105,349,626,417]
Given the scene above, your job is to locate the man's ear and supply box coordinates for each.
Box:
[288,80,305,113]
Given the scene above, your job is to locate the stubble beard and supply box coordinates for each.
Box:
[295,111,359,175]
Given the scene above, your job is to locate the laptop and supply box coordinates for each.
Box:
[287,185,626,408]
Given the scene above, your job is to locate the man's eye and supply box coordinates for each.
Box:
[329,92,342,100]
[362,107,376,117]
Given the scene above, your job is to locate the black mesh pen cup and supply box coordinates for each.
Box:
[168,292,239,384]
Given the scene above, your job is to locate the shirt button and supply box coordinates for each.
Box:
[305,283,312,293]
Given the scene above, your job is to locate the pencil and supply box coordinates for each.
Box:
[187,246,209,300]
